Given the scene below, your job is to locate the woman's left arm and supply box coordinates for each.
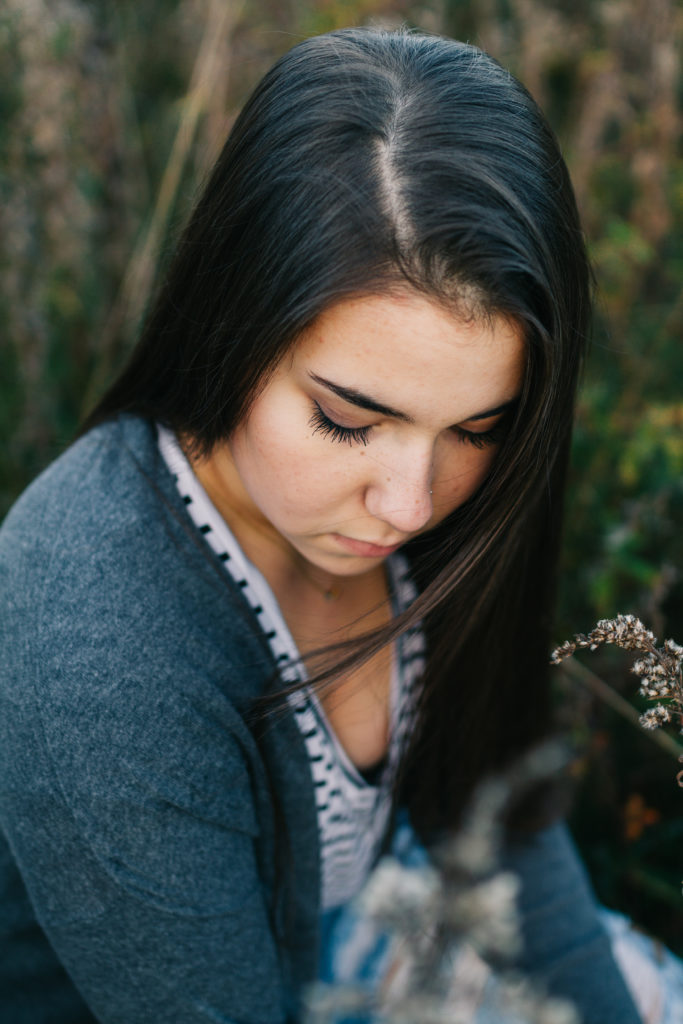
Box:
[501,821,643,1024]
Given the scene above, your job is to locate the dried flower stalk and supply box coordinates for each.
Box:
[551,614,683,786]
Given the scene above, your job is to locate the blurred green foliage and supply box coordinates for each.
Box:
[1,0,681,951]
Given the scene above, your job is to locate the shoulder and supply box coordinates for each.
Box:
[0,415,172,581]
[2,414,200,574]
[0,415,272,708]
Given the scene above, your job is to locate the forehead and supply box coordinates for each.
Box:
[290,292,525,422]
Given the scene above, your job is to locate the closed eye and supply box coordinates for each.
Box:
[309,402,513,449]
[452,417,511,449]
[309,403,372,446]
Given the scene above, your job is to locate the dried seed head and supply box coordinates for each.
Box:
[357,858,441,931]
[446,871,522,957]
[640,705,672,729]
[664,638,683,659]
[551,614,659,664]
[552,615,682,747]
[550,641,576,664]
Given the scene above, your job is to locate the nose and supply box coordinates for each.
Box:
[364,454,434,535]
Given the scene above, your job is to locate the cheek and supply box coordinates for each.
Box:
[231,419,305,512]
[436,445,497,510]
[467,448,497,492]
[230,403,357,522]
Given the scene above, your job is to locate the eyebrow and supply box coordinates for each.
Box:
[309,373,517,424]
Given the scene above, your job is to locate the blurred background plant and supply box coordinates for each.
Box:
[1,0,681,954]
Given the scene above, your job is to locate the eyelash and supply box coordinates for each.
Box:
[309,404,372,446]
[452,419,510,449]
[309,403,510,449]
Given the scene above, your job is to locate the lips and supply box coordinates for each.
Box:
[331,533,405,557]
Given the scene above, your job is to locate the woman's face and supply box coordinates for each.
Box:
[201,292,525,578]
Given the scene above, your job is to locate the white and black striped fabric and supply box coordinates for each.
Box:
[157,425,425,909]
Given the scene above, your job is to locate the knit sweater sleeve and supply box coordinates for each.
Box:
[0,421,316,1024]
[502,822,643,1024]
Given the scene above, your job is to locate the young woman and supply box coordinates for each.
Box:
[0,27,666,1024]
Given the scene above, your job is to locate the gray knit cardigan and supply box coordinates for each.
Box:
[0,415,641,1024]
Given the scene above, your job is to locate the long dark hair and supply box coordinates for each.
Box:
[84,28,591,837]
